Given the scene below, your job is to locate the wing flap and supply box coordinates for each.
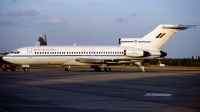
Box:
[76,58,105,63]
[75,58,142,64]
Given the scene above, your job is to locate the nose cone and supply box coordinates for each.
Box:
[3,55,13,63]
[3,56,8,61]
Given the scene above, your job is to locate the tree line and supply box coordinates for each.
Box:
[142,56,200,66]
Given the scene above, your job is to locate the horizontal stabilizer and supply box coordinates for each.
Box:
[162,25,198,30]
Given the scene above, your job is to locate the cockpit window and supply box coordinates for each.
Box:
[12,50,20,54]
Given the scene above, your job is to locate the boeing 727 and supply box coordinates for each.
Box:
[3,24,197,72]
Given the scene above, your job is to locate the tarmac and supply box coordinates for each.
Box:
[0,67,200,112]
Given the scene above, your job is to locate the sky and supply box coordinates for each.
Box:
[0,0,199,58]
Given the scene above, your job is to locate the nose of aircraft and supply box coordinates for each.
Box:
[2,55,12,63]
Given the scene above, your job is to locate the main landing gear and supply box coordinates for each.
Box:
[63,66,70,71]
[91,66,111,72]
[94,66,101,72]
[23,67,28,72]
[104,67,111,72]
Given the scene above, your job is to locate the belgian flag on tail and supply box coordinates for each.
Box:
[156,33,166,38]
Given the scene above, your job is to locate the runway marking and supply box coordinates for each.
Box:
[145,93,172,96]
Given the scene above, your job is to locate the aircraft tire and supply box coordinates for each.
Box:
[10,68,16,71]
[23,68,28,72]
[94,67,101,72]
[64,68,69,71]
[104,67,111,72]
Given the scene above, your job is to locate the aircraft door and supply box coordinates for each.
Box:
[27,48,32,58]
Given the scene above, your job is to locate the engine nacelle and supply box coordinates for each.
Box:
[148,51,167,57]
[124,50,149,57]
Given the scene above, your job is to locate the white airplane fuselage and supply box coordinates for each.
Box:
[3,46,158,66]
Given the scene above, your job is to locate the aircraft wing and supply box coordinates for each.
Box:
[75,58,140,64]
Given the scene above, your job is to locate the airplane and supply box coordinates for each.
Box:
[3,24,197,72]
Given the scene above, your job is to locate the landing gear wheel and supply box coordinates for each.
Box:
[23,68,28,72]
[10,68,16,71]
[104,67,111,72]
[94,67,101,72]
[63,65,70,71]
[64,68,69,71]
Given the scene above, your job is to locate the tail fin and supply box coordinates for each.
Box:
[119,24,197,51]
[35,34,47,46]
